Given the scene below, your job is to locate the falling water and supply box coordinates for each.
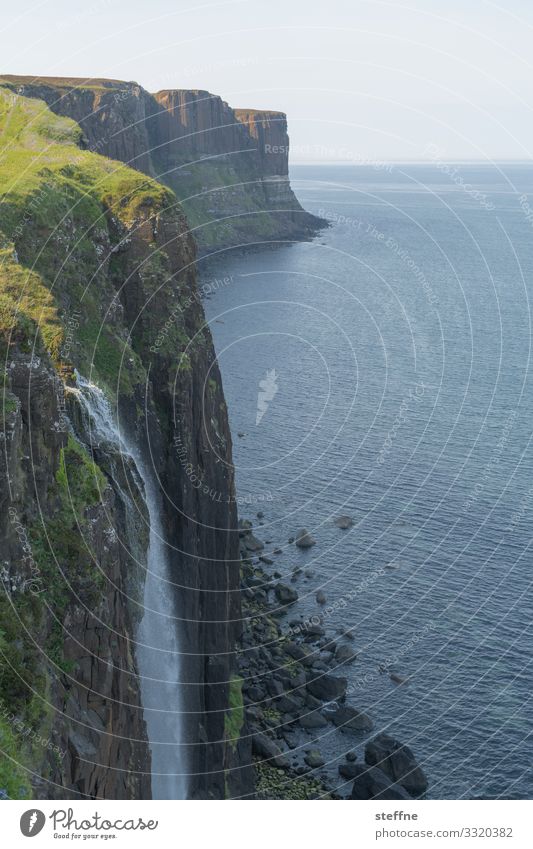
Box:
[72,374,187,799]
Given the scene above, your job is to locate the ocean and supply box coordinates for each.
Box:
[201,163,533,799]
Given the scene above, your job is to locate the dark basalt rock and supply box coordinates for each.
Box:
[306,673,347,702]
[350,765,411,799]
[252,733,289,769]
[339,763,360,780]
[305,750,325,768]
[365,733,428,798]
[274,583,299,605]
[295,528,317,548]
[331,705,374,732]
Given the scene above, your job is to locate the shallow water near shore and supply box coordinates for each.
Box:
[201,163,533,799]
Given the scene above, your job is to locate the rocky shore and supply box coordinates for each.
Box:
[234,519,429,800]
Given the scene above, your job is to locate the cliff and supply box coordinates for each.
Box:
[0,86,246,799]
[0,76,324,254]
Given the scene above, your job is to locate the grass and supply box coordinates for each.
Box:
[0,708,32,799]
[0,86,178,394]
[224,676,244,751]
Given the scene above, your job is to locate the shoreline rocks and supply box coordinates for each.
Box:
[237,518,428,800]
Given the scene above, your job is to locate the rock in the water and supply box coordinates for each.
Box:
[251,733,289,769]
[295,528,316,548]
[274,583,298,605]
[244,533,264,552]
[339,762,360,780]
[365,733,428,797]
[257,511,264,519]
[390,672,408,685]
[331,705,374,732]
[334,515,354,529]
[259,555,273,565]
[350,765,410,799]
[304,749,325,768]
[306,673,347,701]
[316,590,327,605]
[346,751,357,762]
[335,644,358,664]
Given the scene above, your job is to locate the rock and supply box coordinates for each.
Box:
[306,673,347,702]
[276,695,303,715]
[273,547,282,554]
[285,641,310,661]
[390,673,408,685]
[295,528,316,548]
[339,763,360,780]
[306,694,323,710]
[238,518,253,536]
[346,751,357,762]
[266,677,284,698]
[274,583,298,605]
[350,765,410,800]
[246,685,266,702]
[237,431,246,437]
[316,590,327,605]
[259,555,273,565]
[257,511,264,519]
[288,536,294,544]
[299,711,328,729]
[331,705,374,732]
[365,733,428,797]
[334,515,354,529]
[252,733,289,769]
[335,644,358,664]
[304,749,325,768]
[244,533,264,552]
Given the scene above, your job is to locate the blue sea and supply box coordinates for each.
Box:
[201,163,533,799]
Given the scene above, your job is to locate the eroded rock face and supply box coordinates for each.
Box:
[1,353,150,800]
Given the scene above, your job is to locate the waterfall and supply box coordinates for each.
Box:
[71,374,187,800]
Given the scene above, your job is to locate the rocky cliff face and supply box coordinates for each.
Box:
[0,75,324,254]
[0,86,246,799]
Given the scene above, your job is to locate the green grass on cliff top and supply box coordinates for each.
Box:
[0,87,177,388]
[0,87,171,230]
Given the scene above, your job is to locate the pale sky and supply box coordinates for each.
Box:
[2,0,533,161]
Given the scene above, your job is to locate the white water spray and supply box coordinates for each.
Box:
[72,374,187,799]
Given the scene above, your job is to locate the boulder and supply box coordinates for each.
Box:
[306,673,347,702]
[316,590,327,605]
[346,751,357,762]
[244,533,265,552]
[304,749,325,768]
[274,583,298,605]
[295,528,316,548]
[334,515,354,529]
[365,733,428,797]
[331,705,374,732]
[350,765,411,799]
[299,711,328,729]
[335,644,358,664]
[339,763,360,780]
[251,733,289,769]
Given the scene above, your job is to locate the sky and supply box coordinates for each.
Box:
[2,0,533,161]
